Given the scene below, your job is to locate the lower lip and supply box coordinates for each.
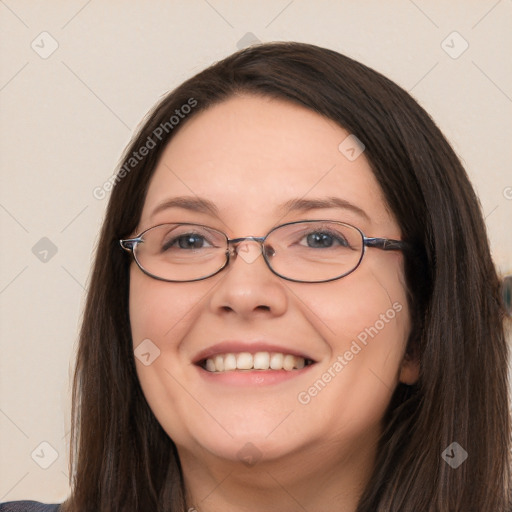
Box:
[195,365,316,386]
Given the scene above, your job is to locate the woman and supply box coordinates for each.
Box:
[2,42,509,512]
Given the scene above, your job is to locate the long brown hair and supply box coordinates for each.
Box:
[61,42,510,511]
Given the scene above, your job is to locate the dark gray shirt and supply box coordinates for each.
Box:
[0,502,60,512]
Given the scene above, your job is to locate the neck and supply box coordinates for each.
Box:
[179,436,377,512]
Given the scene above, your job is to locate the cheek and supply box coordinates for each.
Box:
[129,265,205,346]
[128,266,210,441]
[303,262,409,349]
[296,261,410,426]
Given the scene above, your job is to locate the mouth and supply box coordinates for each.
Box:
[199,351,316,373]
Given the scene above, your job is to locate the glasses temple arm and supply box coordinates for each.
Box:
[363,237,411,251]
[119,238,141,252]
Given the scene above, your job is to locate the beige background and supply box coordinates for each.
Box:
[1,0,511,504]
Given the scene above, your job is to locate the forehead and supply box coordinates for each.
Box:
[139,95,395,234]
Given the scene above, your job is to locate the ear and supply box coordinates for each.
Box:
[399,351,420,385]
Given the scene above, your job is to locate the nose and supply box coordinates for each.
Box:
[208,240,288,319]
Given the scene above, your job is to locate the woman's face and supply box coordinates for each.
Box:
[129,95,418,471]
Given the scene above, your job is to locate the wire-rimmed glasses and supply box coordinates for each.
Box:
[119,220,411,284]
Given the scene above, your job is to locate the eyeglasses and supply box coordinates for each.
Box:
[119,220,411,284]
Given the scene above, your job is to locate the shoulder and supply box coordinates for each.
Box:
[0,502,60,512]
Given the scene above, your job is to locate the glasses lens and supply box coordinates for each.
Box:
[265,221,363,282]
[134,224,228,281]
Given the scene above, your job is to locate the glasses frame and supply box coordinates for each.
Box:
[119,220,412,284]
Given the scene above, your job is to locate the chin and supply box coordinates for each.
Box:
[194,432,304,466]
[177,415,310,466]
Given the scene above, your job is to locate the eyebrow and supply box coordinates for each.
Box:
[150,195,370,222]
[150,196,219,218]
[277,197,370,221]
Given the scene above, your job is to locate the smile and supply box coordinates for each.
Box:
[201,352,315,373]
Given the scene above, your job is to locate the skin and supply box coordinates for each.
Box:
[129,95,419,512]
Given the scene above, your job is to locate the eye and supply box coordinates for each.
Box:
[301,230,350,249]
[162,233,213,251]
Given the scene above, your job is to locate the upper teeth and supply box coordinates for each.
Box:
[204,352,308,372]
